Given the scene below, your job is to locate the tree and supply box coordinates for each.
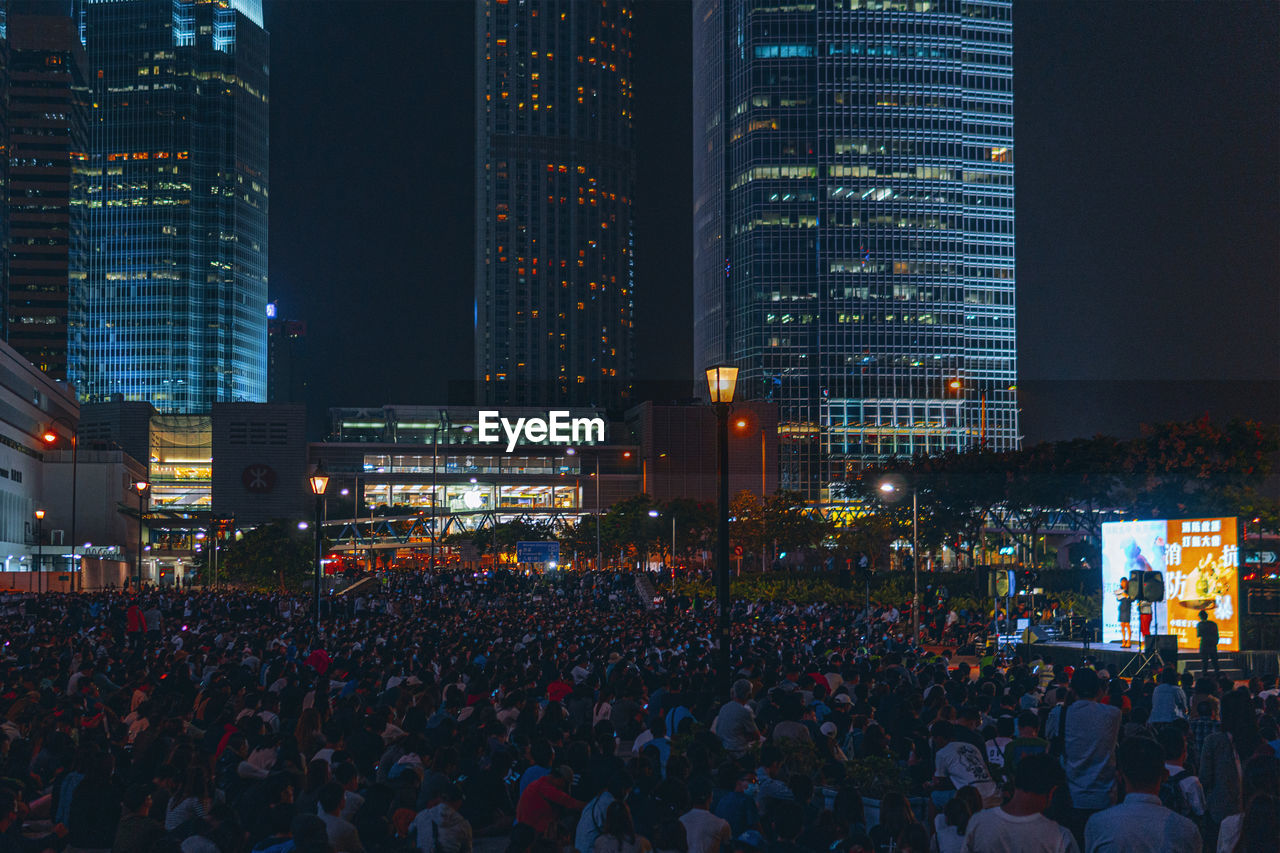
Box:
[218,519,314,592]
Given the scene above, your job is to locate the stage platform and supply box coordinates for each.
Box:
[1016,640,1279,681]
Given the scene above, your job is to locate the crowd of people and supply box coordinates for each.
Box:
[0,569,1275,853]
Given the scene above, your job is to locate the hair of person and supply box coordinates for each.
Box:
[1241,754,1280,807]
[601,800,636,842]
[1220,690,1262,757]
[877,792,918,836]
[1157,726,1186,761]
[943,794,973,834]
[1236,792,1279,853]
[316,781,345,814]
[1071,667,1101,698]
[1116,736,1165,790]
[896,822,930,853]
[1016,710,1039,731]
[1014,753,1065,796]
[650,818,689,852]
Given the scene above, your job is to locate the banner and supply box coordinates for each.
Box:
[1101,518,1238,652]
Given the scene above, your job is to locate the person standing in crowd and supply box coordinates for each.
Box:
[1201,690,1266,844]
[1045,668,1122,845]
[961,754,1077,853]
[1083,738,1201,853]
[1150,667,1189,724]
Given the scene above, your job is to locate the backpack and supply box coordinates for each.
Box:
[1159,769,1197,819]
[1049,702,1071,758]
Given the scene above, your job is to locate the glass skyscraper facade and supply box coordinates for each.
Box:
[73,0,267,412]
[475,0,635,409]
[694,0,1017,501]
[0,1,91,382]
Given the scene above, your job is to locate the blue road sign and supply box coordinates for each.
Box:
[516,541,561,565]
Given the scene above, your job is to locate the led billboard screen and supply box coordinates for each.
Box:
[1101,517,1239,652]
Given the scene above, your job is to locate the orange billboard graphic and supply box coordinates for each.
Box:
[1163,517,1239,652]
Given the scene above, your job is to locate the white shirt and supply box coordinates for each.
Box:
[1163,763,1206,816]
[932,814,965,853]
[679,808,731,853]
[961,807,1078,853]
[935,741,997,799]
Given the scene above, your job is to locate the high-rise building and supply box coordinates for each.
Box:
[0,1,91,381]
[73,0,268,412]
[694,0,1018,501]
[474,0,635,409]
[266,305,305,404]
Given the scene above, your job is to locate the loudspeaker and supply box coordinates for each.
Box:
[985,568,1015,597]
[1129,569,1145,600]
[1142,571,1165,602]
[1144,634,1178,662]
[1021,625,1053,644]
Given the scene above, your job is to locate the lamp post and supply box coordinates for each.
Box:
[706,364,739,698]
[649,508,676,585]
[133,481,149,589]
[33,509,44,593]
[40,418,78,582]
[309,461,330,639]
[879,478,919,645]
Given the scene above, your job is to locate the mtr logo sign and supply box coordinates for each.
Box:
[477,411,605,452]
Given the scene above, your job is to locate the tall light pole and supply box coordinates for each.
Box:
[707,364,739,698]
[430,420,440,571]
[309,461,330,639]
[41,419,77,582]
[649,508,677,584]
[133,481,149,589]
[879,478,919,644]
[33,509,45,593]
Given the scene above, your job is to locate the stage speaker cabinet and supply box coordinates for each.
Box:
[1022,625,1053,644]
[1142,571,1165,602]
[1129,569,1145,601]
[987,569,1015,598]
[1144,634,1178,662]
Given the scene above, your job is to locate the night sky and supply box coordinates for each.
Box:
[265,1,1278,442]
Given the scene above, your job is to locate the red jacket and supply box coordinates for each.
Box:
[515,775,582,836]
[126,605,145,633]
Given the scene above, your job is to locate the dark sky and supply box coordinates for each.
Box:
[265,0,1278,442]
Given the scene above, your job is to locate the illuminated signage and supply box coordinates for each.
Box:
[477,410,605,452]
[1101,517,1239,652]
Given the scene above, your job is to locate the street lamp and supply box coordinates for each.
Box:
[706,364,739,698]
[41,418,78,583]
[649,508,676,585]
[133,481,149,589]
[309,461,330,639]
[879,477,919,645]
[33,509,45,593]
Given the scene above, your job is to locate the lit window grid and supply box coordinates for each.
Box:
[694,0,1017,499]
[72,0,268,412]
[475,0,636,408]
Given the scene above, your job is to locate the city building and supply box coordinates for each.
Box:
[474,0,636,409]
[211,401,307,528]
[72,0,269,411]
[693,0,1018,500]
[266,305,306,403]
[79,399,307,584]
[627,400,778,503]
[0,335,139,591]
[0,1,91,381]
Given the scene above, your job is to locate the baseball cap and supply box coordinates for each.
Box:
[820,722,837,737]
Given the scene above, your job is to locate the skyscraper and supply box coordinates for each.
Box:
[0,1,91,381]
[74,0,268,412]
[475,0,635,409]
[694,0,1018,500]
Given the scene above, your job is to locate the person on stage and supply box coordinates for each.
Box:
[1116,577,1133,648]
[1196,610,1220,675]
